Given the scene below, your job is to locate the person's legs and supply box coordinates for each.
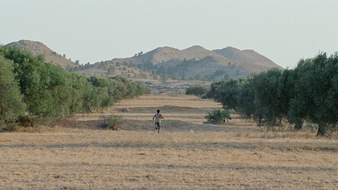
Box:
[157,122,162,133]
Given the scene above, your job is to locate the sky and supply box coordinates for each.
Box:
[1,0,338,68]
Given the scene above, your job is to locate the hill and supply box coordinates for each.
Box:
[5,40,77,69]
[213,47,279,71]
[92,45,282,81]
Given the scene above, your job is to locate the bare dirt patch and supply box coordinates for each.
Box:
[0,94,337,189]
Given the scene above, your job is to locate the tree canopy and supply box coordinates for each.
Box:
[0,55,26,124]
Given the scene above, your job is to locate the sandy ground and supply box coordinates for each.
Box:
[0,94,337,190]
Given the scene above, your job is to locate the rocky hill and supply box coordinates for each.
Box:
[6,40,77,69]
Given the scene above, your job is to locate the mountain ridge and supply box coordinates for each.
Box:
[111,45,280,67]
[109,45,281,74]
[4,40,282,81]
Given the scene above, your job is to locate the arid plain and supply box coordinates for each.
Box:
[0,95,337,189]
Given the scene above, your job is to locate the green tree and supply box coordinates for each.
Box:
[1,46,75,117]
[46,64,73,117]
[286,62,309,130]
[205,79,245,111]
[237,79,255,118]
[1,46,50,116]
[0,55,26,123]
[68,74,90,114]
[289,53,338,136]
[251,69,285,126]
[186,85,208,97]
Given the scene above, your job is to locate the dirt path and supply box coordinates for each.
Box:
[0,95,337,189]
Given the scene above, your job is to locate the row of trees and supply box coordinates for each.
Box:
[135,60,232,81]
[0,46,150,126]
[205,53,338,136]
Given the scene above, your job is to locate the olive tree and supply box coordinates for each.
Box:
[0,55,26,123]
[289,53,338,136]
[186,85,208,97]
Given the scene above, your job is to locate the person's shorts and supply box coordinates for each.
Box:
[155,122,162,127]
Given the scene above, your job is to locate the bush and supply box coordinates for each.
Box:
[99,115,123,130]
[0,123,18,132]
[0,120,6,132]
[205,109,231,124]
[0,119,19,132]
[18,115,36,128]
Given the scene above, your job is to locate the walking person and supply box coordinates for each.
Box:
[153,109,164,133]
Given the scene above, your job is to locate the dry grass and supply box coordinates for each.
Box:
[0,94,337,190]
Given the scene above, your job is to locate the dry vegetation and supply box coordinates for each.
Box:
[0,95,337,190]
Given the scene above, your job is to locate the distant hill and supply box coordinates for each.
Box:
[102,45,282,80]
[111,45,226,65]
[6,40,77,69]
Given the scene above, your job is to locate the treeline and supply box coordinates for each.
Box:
[135,59,231,81]
[205,53,338,136]
[0,46,150,127]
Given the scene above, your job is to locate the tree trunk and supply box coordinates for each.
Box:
[294,120,303,130]
[316,124,325,136]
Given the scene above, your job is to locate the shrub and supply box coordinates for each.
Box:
[205,109,231,124]
[18,115,36,128]
[0,123,18,132]
[0,120,6,132]
[99,115,123,130]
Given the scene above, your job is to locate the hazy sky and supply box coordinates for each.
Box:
[1,0,337,68]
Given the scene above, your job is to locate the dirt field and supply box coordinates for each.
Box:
[0,94,337,190]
